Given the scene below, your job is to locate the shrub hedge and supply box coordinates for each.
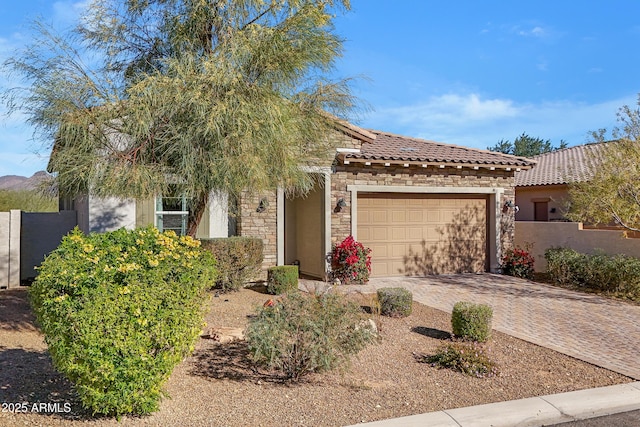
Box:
[29,227,216,416]
[200,237,263,292]
[545,247,640,300]
[451,301,493,342]
[267,265,299,295]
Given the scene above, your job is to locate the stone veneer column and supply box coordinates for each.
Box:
[237,191,278,279]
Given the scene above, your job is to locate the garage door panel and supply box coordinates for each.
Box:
[370,244,388,258]
[372,227,388,241]
[390,227,406,240]
[358,193,487,277]
[372,211,388,223]
[391,210,406,222]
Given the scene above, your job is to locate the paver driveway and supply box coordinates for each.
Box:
[302,274,640,380]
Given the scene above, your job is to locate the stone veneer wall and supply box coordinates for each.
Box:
[236,129,364,277]
[237,191,278,279]
[330,163,517,255]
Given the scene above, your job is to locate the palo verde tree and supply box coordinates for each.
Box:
[4,0,356,236]
[567,97,640,233]
[488,133,567,158]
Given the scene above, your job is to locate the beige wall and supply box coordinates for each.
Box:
[515,221,640,271]
[285,183,324,278]
[515,185,569,221]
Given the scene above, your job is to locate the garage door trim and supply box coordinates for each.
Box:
[346,185,506,273]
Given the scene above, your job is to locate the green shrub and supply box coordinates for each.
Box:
[423,342,498,378]
[267,265,299,295]
[29,227,216,416]
[200,237,263,292]
[451,301,493,342]
[245,291,376,381]
[377,287,413,317]
[545,247,640,300]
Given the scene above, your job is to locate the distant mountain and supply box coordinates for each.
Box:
[0,171,52,191]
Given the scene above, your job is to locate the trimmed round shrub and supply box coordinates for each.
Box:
[29,227,216,416]
[377,287,413,317]
[267,265,299,295]
[451,301,493,342]
[245,291,376,381]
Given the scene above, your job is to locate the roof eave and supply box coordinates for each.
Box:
[337,154,534,170]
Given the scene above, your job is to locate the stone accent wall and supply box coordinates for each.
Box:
[235,129,364,277]
[330,163,516,253]
[237,191,278,279]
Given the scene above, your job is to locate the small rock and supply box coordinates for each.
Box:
[202,327,244,343]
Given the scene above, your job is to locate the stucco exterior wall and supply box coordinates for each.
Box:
[515,184,570,221]
[515,221,640,271]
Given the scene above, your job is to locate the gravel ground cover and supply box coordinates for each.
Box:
[0,287,631,426]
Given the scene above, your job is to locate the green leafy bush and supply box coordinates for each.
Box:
[544,247,584,286]
[377,287,413,317]
[245,291,376,381]
[545,247,640,300]
[267,265,299,295]
[451,301,493,342]
[423,342,498,378]
[501,245,535,279]
[29,227,216,416]
[200,237,263,291]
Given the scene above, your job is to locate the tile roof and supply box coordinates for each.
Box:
[343,130,536,168]
[514,142,609,187]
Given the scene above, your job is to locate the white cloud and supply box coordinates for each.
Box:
[52,0,91,27]
[363,93,636,150]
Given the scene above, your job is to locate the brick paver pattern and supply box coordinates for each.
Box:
[301,274,640,380]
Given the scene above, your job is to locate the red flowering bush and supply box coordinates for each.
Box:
[501,245,535,279]
[330,236,372,284]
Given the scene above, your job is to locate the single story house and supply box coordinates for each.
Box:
[514,143,607,221]
[59,122,535,279]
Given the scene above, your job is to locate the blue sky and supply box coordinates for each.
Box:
[1,0,639,176]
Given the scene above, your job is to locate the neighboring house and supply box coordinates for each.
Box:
[514,143,607,222]
[57,122,535,279]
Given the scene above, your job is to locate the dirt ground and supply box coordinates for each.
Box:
[0,287,632,426]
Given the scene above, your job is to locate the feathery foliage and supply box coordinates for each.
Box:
[568,96,640,232]
[3,0,356,235]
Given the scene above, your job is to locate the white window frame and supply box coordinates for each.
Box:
[155,192,189,235]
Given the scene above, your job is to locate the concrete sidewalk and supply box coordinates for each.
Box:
[350,382,640,427]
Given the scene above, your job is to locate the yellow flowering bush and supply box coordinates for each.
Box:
[29,226,216,417]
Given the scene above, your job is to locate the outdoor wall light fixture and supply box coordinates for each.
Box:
[503,200,519,213]
[256,198,269,213]
[334,198,347,213]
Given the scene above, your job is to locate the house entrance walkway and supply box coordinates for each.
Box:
[301,273,640,380]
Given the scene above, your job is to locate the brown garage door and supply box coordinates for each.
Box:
[357,193,488,277]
